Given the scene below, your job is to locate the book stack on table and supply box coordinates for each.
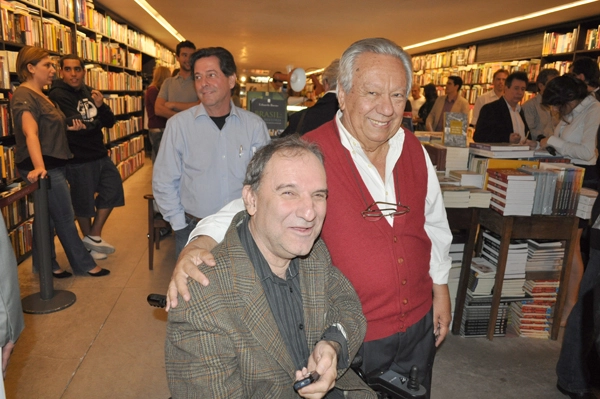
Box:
[468,142,535,159]
[539,162,585,216]
[445,147,470,175]
[486,168,536,216]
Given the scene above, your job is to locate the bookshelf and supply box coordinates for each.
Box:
[410,15,600,106]
[0,0,175,261]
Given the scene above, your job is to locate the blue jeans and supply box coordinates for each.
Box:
[20,167,97,275]
[174,214,197,260]
[556,248,600,393]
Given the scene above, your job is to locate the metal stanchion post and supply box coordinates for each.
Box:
[22,176,76,314]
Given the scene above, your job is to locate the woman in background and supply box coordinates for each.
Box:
[416,83,438,131]
[540,74,600,323]
[145,66,171,162]
[10,46,109,278]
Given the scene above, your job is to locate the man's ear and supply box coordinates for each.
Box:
[337,86,346,111]
[242,185,257,216]
[229,74,237,90]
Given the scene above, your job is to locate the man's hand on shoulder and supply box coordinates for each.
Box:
[166,235,218,311]
[295,341,339,398]
[90,89,104,108]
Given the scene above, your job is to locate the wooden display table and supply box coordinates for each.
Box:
[451,208,579,340]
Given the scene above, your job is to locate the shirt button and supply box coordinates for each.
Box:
[299,324,304,330]
[393,236,397,243]
[397,258,404,264]
[402,279,407,285]
[403,298,408,305]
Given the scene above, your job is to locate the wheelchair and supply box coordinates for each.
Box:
[148,294,427,399]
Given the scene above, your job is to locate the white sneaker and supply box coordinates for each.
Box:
[83,235,115,254]
[88,249,107,260]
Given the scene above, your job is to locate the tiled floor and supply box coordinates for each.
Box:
[2,159,589,399]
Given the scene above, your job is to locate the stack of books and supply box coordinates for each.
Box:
[445,147,470,174]
[525,239,564,276]
[517,166,558,215]
[448,238,465,316]
[468,188,492,208]
[440,186,470,208]
[486,168,537,216]
[468,142,535,159]
[539,163,585,216]
[576,188,598,220]
[449,169,485,188]
[510,280,558,338]
[481,231,527,296]
[467,257,497,296]
[460,292,510,337]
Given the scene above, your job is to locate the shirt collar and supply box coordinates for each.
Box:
[503,98,521,113]
[194,100,237,119]
[237,213,299,283]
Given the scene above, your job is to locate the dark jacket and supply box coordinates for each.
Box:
[48,80,116,163]
[473,98,530,143]
[280,92,339,137]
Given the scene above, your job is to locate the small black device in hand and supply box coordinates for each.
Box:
[66,114,83,127]
[546,146,557,156]
[293,371,320,392]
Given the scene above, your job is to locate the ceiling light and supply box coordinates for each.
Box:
[404,0,598,50]
[134,0,185,42]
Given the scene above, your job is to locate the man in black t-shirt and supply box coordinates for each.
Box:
[48,54,123,260]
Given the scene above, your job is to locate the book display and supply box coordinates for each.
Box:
[0,0,176,262]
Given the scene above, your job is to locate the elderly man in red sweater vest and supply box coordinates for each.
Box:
[167,38,453,398]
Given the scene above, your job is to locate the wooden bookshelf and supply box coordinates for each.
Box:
[0,0,171,262]
[410,15,600,105]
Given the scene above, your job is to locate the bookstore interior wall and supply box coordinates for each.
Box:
[411,15,600,106]
[0,0,177,261]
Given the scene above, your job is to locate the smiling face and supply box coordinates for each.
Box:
[194,55,236,116]
[177,47,195,73]
[27,56,56,87]
[60,59,85,89]
[338,53,408,151]
[243,150,327,269]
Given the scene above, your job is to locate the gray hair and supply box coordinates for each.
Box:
[337,38,413,96]
[536,68,559,86]
[321,59,339,91]
[244,136,324,192]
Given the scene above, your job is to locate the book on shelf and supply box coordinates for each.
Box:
[487,168,536,181]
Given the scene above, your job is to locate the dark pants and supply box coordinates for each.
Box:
[557,248,600,393]
[358,308,435,399]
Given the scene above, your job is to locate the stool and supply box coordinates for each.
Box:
[144,194,170,270]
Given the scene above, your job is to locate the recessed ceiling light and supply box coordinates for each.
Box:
[134,0,185,42]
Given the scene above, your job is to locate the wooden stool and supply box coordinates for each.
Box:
[143,194,170,270]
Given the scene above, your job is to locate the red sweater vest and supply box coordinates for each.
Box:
[304,120,433,341]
